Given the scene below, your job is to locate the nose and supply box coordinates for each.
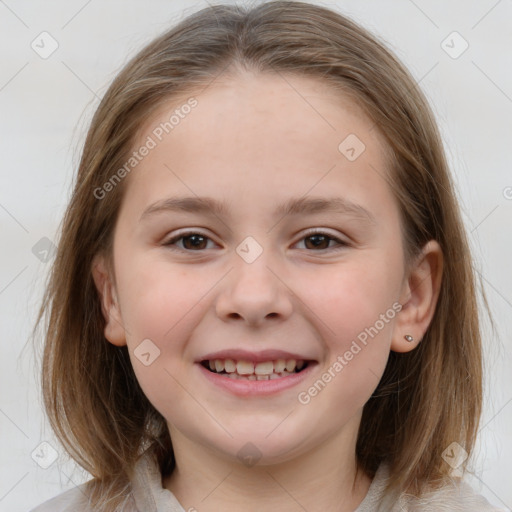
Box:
[215,253,293,328]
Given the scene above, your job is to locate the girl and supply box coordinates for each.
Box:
[31,1,506,511]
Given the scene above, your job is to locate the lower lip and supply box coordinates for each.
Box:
[196,362,317,397]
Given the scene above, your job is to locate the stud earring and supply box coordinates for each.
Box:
[404,335,414,342]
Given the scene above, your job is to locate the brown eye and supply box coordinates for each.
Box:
[304,234,330,250]
[164,232,214,251]
[163,230,347,253]
[297,231,347,251]
[181,234,208,250]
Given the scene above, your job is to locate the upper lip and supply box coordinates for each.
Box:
[197,349,316,364]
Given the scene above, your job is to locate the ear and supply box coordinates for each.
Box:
[391,240,443,353]
[91,254,127,347]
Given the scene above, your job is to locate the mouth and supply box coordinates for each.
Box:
[200,358,312,381]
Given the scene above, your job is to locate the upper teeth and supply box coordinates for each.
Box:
[208,359,305,375]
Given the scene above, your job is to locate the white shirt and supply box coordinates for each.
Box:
[29,448,507,511]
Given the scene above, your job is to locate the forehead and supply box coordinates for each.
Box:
[121,71,397,228]
[134,70,389,161]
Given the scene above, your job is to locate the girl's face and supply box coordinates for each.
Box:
[94,71,439,465]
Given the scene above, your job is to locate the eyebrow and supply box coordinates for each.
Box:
[140,195,376,225]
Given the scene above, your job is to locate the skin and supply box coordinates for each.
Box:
[92,70,443,512]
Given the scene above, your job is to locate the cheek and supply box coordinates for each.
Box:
[296,253,400,346]
[114,258,219,399]
[294,251,401,412]
[115,259,204,417]
[116,255,208,340]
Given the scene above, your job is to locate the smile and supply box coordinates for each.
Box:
[201,358,309,380]
[197,357,317,397]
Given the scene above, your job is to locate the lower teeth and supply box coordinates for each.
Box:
[202,362,307,380]
[211,369,300,380]
[228,372,293,380]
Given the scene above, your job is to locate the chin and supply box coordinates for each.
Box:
[203,429,314,468]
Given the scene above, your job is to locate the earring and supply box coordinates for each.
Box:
[404,335,414,342]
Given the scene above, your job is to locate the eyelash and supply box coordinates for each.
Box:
[162,229,348,253]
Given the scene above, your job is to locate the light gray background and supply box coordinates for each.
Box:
[1,1,511,510]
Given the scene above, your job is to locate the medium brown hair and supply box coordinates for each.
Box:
[33,1,490,509]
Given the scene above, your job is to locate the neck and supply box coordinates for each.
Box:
[163,418,372,512]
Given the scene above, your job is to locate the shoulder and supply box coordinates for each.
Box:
[402,479,507,512]
[28,447,181,512]
[28,483,94,512]
[357,463,507,512]
[28,481,138,512]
